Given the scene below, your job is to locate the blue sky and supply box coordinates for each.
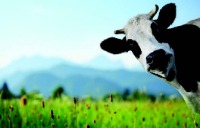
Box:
[0,0,200,68]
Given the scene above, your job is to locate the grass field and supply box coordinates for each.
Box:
[0,95,200,128]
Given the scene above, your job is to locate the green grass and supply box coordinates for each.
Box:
[0,96,200,128]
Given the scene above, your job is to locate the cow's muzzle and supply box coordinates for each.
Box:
[146,49,172,73]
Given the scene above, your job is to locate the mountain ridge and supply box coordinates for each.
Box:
[0,55,180,98]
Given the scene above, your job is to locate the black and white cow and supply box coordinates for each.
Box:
[100,3,200,114]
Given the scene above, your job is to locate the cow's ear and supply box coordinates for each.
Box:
[100,37,129,54]
[155,3,176,31]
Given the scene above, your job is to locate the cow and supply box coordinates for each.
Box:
[100,3,200,114]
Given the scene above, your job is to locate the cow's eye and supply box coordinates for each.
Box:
[151,22,159,33]
[127,39,142,59]
[151,22,162,42]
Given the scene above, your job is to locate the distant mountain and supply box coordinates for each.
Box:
[62,75,123,98]
[8,70,124,98]
[0,56,69,78]
[0,55,74,88]
[0,55,180,98]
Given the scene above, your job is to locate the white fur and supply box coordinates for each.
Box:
[187,18,200,28]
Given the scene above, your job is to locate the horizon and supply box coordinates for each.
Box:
[0,1,200,69]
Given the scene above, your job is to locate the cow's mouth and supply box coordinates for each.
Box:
[150,68,175,81]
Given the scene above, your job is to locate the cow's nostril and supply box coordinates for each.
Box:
[146,55,154,65]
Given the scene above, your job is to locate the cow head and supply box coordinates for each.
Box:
[100,3,176,80]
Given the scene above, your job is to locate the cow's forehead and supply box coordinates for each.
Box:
[128,14,150,25]
[124,14,153,41]
[124,14,153,35]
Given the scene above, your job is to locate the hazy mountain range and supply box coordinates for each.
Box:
[0,55,180,98]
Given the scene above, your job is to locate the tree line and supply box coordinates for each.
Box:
[0,82,179,102]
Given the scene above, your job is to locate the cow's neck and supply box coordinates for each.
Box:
[168,79,200,114]
[178,85,200,114]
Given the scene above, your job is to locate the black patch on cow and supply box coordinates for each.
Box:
[100,37,129,54]
[177,72,198,92]
[152,24,200,92]
[166,69,175,81]
[127,39,142,59]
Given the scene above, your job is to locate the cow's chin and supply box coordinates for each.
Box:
[149,69,168,78]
